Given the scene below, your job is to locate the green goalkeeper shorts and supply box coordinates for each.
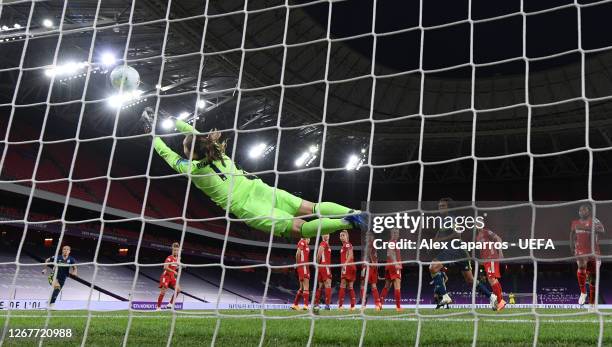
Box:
[232,179,302,236]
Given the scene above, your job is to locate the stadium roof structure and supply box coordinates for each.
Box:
[1,0,612,197]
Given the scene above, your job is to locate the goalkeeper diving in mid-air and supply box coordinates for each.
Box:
[140,108,368,239]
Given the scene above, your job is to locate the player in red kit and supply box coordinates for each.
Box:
[359,232,382,310]
[292,238,311,310]
[570,204,605,308]
[380,229,402,312]
[476,227,506,311]
[157,242,182,310]
[314,234,333,311]
[338,230,356,310]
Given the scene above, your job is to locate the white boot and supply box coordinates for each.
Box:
[578,293,587,305]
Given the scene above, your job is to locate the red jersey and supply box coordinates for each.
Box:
[571,217,604,255]
[297,239,310,264]
[476,228,500,259]
[366,239,378,264]
[386,241,401,270]
[341,242,356,270]
[163,255,178,278]
[319,241,331,265]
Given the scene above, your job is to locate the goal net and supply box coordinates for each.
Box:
[0,0,611,345]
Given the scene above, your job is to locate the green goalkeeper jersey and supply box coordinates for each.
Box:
[152,120,252,210]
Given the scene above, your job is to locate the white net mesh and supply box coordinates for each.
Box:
[0,0,611,346]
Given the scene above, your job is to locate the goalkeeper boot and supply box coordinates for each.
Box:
[497,299,506,312]
[578,293,588,305]
[489,294,498,311]
[343,212,369,232]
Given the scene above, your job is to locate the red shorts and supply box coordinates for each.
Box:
[360,266,378,285]
[341,266,356,282]
[385,266,402,280]
[297,264,310,281]
[483,261,501,279]
[159,275,176,289]
[317,266,332,282]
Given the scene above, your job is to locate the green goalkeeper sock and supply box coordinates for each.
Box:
[312,202,354,217]
[300,218,352,238]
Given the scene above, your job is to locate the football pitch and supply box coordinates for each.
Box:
[0,309,610,346]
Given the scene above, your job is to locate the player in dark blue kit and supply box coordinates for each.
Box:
[41,245,77,309]
[429,198,498,309]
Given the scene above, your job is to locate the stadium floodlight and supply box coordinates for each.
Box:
[161,118,175,130]
[197,100,206,108]
[294,152,309,167]
[100,52,116,66]
[42,19,53,28]
[13,24,21,29]
[178,112,190,120]
[45,61,88,78]
[1,25,8,30]
[107,90,144,108]
[248,143,268,159]
[295,145,319,167]
[346,154,364,171]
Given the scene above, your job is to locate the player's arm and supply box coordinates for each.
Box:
[317,245,323,263]
[41,257,52,274]
[153,137,192,174]
[174,119,199,135]
[569,222,576,254]
[388,248,400,268]
[164,263,177,275]
[594,218,605,233]
[346,247,353,265]
[295,248,300,266]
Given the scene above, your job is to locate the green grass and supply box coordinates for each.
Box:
[0,309,610,346]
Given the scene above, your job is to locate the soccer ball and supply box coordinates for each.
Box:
[109,65,140,91]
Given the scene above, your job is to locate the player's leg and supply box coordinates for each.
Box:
[273,189,367,236]
[430,260,451,304]
[380,279,391,304]
[49,278,63,308]
[347,280,356,310]
[359,268,367,307]
[393,278,402,311]
[324,278,332,309]
[168,281,180,308]
[576,258,588,305]
[338,278,347,309]
[314,281,323,307]
[157,287,167,309]
[371,283,382,310]
[292,279,304,310]
[302,278,310,309]
[462,265,495,309]
[586,259,600,306]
